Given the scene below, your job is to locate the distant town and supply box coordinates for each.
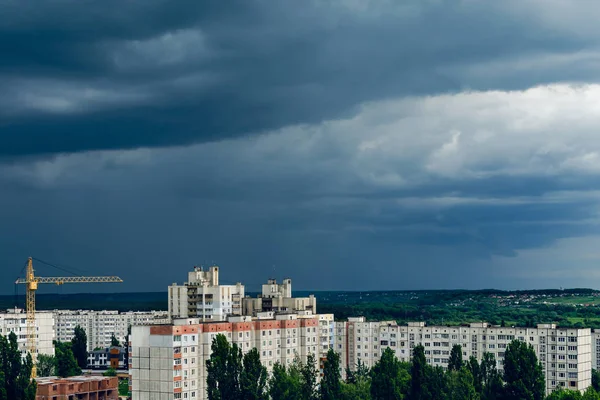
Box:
[4,265,600,399]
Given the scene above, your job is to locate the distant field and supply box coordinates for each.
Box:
[3,288,600,328]
[542,295,600,305]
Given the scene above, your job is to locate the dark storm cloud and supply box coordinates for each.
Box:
[3,2,600,292]
[1,0,598,157]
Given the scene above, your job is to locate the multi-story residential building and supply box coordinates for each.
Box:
[242,278,317,316]
[54,310,169,351]
[169,266,245,321]
[0,308,54,356]
[130,313,322,400]
[337,319,592,395]
[591,330,600,370]
[131,314,594,398]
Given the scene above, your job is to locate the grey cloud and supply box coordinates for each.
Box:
[4,84,600,291]
[1,1,599,157]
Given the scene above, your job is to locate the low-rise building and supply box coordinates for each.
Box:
[87,346,127,370]
[35,376,118,400]
[0,308,54,356]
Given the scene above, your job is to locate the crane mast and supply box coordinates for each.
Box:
[15,257,123,378]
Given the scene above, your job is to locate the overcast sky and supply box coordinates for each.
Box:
[3,0,600,294]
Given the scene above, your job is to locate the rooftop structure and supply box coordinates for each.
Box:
[168,265,245,321]
[242,278,316,316]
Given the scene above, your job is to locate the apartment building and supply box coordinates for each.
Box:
[54,310,169,351]
[0,308,54,356]
[169,266,245,321]
[130,313,325,400]
[337,319,592,395]
[242,278,317,316]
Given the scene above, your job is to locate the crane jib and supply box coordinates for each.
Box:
[16,257,123,379]
[15,276,123,284]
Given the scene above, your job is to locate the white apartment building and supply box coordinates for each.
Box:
[131,313,326,400]
[242,278,317,317]
[169,266,245,322]
[336,319,591,395]
[54,310,170,352]
[590,330,600,371]
[0,308,55,356]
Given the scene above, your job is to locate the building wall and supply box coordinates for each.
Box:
[243,278,317,317]
[338,320,591,395]
[36,376,118,400]
[54,310,169,352]
[131,314,325,400]
[168,266,245,322]
[0,309,55,356]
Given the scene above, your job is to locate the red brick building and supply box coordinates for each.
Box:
[36,375,118,400]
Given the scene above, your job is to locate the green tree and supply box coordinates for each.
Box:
[110,333,120,347]
[446,366,478,400]
[124,325,131,369]
[268,362,302,400]
[426,365,447,400]
[103,367,117,377]
[0,332,37,400]
[206,334,242,400]
[118,379,130,397]
[480,352,503,400]
[346,359,370,384]
[341,360,371,400]
[448,344,463,371]
[546,388,583,400]
[240,348,268,400]
[468,355,483,394]
[410,344,428,400]
[71,325,88,369]
[371,347,406,400]
[54,340,82,378]
[321,349,342,400]
[301,354,319,400]
[36,354,56,377]
[583,387,600,400]
[593,369,600,392]
[503,340,545,400]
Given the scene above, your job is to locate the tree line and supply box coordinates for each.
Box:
[206,334,600,400]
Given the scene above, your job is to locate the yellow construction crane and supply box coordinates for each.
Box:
[15,257,123,378]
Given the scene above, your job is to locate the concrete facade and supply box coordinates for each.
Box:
[0,308,55,356]
[242,278,317,316]
[131,314,594,398]
[54,310,169,352]
[337,319,592,395]
[130,313,328,400]
[169,266,245,322]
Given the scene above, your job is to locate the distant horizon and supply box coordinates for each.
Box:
[2,286,598,298]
